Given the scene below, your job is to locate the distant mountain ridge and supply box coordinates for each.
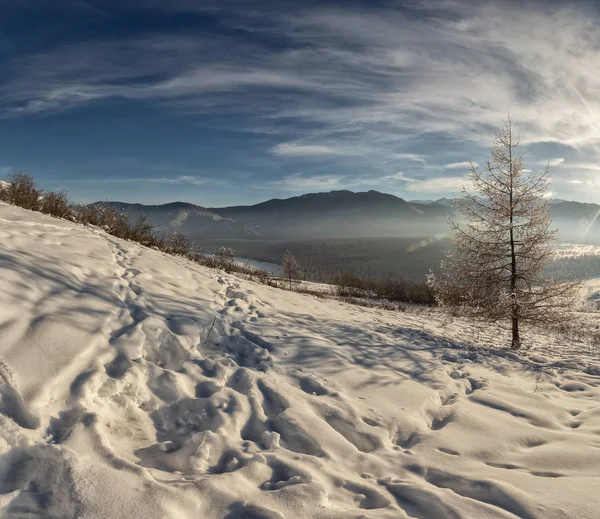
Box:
[91,201,257,239]
[94,190,600,243]
[96,190,450,240]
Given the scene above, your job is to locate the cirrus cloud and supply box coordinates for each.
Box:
[2,0,600,202]
[270,143,347,156]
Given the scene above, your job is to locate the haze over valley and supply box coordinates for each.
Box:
[101,190,600,282]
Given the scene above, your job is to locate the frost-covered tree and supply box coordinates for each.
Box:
[428,119,579,349]
[281,250,300,290]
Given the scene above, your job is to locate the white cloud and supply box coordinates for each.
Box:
[269,174,344,191]
[444,161,477,169]
[567,179,583,184]
[405,175,473,194]
[382,172,417,183]
[80,175,216,186]
[381,153,427,165]
[537,157,565,167]
[567,162,600,172]
[270,143,346,156]
[131,175,209,186]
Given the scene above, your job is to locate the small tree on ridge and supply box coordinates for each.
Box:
[281,250,299,291]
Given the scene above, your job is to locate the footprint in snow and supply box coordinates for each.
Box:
[0,362,39,430]
[341,479,393,510]
[438,447,459,456]
[297,376,328,396]
[430,411,454,431]
[224,502,284,519]
[260,456,310,491]
[257,379,289,418]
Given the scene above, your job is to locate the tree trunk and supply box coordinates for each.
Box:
[509,223,521,349]
[508,120,521,350]
[511,311,521,350]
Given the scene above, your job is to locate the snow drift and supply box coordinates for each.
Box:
[0,202,599,518]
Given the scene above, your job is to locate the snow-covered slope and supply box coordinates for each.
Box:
[1,202,600,519]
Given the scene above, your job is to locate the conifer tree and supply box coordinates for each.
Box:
[428,119,579,349]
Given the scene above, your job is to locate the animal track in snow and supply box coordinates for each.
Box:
[485,462,566,478]
[224,501,284,519]
[260,456,311,491]
[340,479,393,510]
[0,361,39,430]
[442,393,459,406]
[362,417,381,427]
[195,380,222,398]
[208,448,252,475]
[379,476,461,519]
[268,413,325,457]
[297,376,328,396]
[392,425,422,450]
[410,466,538,519]
[430,411,454,431]
[323,410,381,453]
[257,379,289,418]
[438,447,459,456]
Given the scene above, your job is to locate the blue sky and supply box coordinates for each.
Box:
[1,0,600,206]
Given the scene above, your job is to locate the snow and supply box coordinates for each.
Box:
[234,257,282,276]
[0,201,599,518]
[553,243,600,259]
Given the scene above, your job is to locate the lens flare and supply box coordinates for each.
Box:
[581,206,600,242]
[405,234,448,253]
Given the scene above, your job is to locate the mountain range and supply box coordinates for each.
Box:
[96,190,600,243]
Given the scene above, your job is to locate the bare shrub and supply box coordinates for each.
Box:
[295,285,328,299]
[377,273,436,305]
[161,230,193,256]
[75,204,102,226]
[95,203,131,238]
[281,250,300,290]
[5,173,40,210]
[127,215,156,246]
[230,262,277,285]
[190,252,220,269]
[333,271,369,298]
[253,269,277,286]
[333,270,435,305]
[41,190,74,219]
[217,246,235,271]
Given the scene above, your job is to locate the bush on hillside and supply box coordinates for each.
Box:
[41,190,74,219]
[333,270,435,305]
[127,215,156,246]
[74,204,102,226]
[3,173,40,210]
[161,230,194,256]
[96,203,131,238]
[217,246,235,272]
